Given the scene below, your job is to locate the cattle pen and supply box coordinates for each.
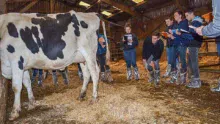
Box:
[1,0,220,124]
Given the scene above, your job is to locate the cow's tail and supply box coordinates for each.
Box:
[101,21,110,64]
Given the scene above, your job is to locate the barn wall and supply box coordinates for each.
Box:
[0,0,6,14]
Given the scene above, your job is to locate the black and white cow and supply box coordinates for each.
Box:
[0,10,109,120]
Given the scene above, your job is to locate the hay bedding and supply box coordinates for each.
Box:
[7,59,220,124]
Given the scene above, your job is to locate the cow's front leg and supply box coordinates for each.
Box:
[78,63,90,101]
[23,70,35,110]
[9,61,24,120]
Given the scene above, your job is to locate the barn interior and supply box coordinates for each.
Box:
[1,0,220,123]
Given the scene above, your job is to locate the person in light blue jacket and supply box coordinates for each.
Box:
[195,0,220,92]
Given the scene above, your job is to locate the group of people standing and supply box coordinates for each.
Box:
[120,0,220,91]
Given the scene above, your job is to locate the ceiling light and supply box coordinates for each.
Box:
[79,1,90,8]
[101,11,112,16]
[132,0,144,4]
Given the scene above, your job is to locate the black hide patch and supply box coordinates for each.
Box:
[30,13,72,60]
[7,23,19,38]
[72,14,80,36]
[7,45,15,53]
[18,56,24,70]
[80,21,88,28]
[20,27,39,54]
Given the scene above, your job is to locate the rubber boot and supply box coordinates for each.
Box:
[127,68,132,80]
[168,71,177,84]
[154,70,160,86]
[61,70,69,85]
[148,70,154,83]
[180,70,187,85]
[105,69,113,83]
[134,67,140,80]
[38,75,43,87]
[31,75,36,84]
[163,64,171,78]
[78,70,83,81]
[100,72,106,82]
[52,71,58,86]
[211,79,220,92]
[187,78,201,88]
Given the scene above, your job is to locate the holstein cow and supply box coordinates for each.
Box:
[0,10,109,120]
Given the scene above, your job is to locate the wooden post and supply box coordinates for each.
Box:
[0,78,8,124]
[0,0,8,123]
[50,0,55,13]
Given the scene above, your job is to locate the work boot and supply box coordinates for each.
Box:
[168,71,177,84]
[187,78,201,88]
[180,71,187,85]
[127,68,132,80]
[105,69,113,83]
[78,70,83,81]
[211,79,220,92]
[52,71,58,86]
[134,67,140,80]
[38,75,43,87]
[163,64,171,78]
[148,70,154,83]
[61,70,69,85]
[155,70,160,86]
[100,72,106,82]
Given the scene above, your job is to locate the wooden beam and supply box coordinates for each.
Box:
[174,0,189,11]
[19,0,39,13]
[6,0,32,3]
[145,1,175,13]
[0,77,8,124]
[50,0,55,13]
[0,0,6,14]
[101,0,141,16]
[85,0,100,12]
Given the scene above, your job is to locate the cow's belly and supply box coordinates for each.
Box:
[25,50,86,70]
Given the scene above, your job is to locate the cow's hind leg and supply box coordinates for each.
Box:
[79,49,100,102]
[9,62,24,120]
[23,70,35,110]
[78,63,90,100]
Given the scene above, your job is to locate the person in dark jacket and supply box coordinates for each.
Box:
[185,9,203,88]
[97,34,113,83]
[122,24,139,80]
[167,10,194,84]
[143,33,164,85]
[31,68,43,86]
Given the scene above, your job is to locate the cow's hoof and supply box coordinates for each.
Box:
[89,98,98,105]
[78,92,86,101]
[9,110,20,121]
[28,101,36,111]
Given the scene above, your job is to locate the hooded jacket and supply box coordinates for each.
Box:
[188,16,203,47]
[173,19,194,46]
[97,34,107,55]
[121,33,138,51]
[202,0,220,37]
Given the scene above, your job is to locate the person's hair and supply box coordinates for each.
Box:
[152,32,160,38]
[124,23,132,29]
[185,8,194,14]
[165,16,173,21]
[175,10,185,19]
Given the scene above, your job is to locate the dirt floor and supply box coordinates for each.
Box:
[5,58,220,124]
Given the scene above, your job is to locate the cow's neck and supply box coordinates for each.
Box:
[0,14,4,38]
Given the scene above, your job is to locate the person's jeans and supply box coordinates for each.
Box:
[144,55,160,71]
[97,53,110,72]
[171,46,187,72]
[166,47,172,65]
[123,49,137,68]
[188,47,200,79]
[32,68,43,76]
[217,42,220,56]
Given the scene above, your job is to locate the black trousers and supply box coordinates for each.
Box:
[97,53,110,72]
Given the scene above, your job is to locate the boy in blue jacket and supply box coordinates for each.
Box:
[167,10,193,84]
[185,9,203,88]
[97,34,113,82]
